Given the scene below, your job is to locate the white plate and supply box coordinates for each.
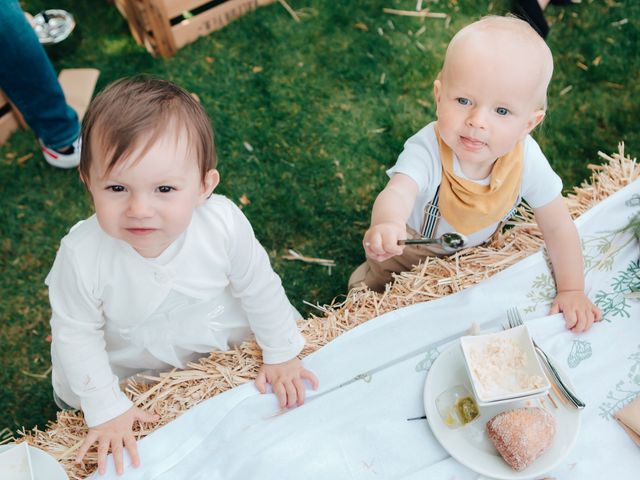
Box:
[424,343,580,480]
[0,444,68,480]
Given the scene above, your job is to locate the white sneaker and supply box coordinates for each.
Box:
[40,136,81,169]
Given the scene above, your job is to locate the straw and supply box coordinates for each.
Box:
[20,144,638,478]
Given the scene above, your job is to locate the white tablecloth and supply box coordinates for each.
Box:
[95,179,640,480]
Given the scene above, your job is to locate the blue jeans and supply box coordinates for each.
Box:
[0,0,79,150]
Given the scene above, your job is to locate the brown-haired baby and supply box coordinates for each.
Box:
[46,77,317,475]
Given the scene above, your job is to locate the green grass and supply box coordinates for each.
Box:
[1,0,638,435]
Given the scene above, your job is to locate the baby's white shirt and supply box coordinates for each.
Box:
[387,122,563,247]
[46,194,304,427]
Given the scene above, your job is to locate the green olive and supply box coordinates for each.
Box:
[454,396,479,424]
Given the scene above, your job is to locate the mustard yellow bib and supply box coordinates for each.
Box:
[435,128,523,235]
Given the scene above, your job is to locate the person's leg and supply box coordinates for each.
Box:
[362,243,438,292]
[348,226,441,293]
[513,0,550,39]
[0,0,79,151]
[361,252,414,292]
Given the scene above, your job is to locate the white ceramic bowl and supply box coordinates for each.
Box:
[460,325,550,406]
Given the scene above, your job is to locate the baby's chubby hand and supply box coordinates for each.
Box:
[255,357,318,408]
[550,290,602,333]
[76,406,159,476]
[363,222,406,262]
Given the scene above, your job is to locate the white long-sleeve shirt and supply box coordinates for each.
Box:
[46,194,304,427]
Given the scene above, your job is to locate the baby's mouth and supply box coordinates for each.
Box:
[460,136,486,150]
[126,228,157,235]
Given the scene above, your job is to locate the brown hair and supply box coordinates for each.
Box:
[79,76,215,183]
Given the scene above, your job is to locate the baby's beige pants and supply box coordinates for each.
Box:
[349,226,446,293]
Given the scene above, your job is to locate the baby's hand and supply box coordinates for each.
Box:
[363,222,406,262]
[255,357,319,408]
[550,291,602,333]
[76,406,159,475]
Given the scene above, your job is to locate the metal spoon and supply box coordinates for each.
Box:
[397,232,467,252]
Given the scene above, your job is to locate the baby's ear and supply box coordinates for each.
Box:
[200,169,220,202]
[525,109,546,135]
[433,78,442,103]
[79,170,90,188]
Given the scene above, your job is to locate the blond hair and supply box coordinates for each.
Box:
[442,15,553,109]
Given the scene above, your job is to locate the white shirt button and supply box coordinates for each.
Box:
[154,271,169,283]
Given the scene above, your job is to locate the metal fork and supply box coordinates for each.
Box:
[506,307,586,409]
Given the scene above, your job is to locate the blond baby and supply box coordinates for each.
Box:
[351,16,601,332]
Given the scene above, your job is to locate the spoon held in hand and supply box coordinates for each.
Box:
[397,232,467,252]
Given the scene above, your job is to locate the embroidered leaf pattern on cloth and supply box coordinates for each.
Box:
[415,348,440,373]
[524,273,556,314]
[594,259,640,321]
[599,346,640,420]
[568,340,592,368]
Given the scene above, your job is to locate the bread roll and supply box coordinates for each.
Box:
[486,407,555,471]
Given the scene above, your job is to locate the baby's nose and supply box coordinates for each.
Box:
[466,110,487,129]
[127,194,154,217]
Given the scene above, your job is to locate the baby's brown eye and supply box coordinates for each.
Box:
[108,185,125,192]
[158,186,174,193]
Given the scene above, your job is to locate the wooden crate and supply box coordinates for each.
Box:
[115,0,277,57]
[0,90,21,146]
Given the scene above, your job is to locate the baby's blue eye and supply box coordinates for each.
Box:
[457,98,470,106]
[496,107,509,116]
[158,186,174,193]
[108,185,125,192]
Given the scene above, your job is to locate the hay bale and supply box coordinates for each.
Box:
[20,143,639,479]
